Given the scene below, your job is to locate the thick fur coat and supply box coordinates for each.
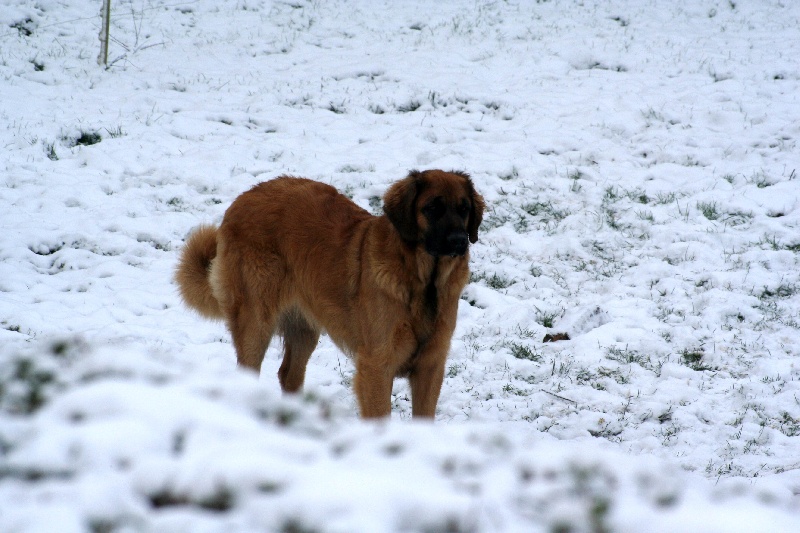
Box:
[176,169,484,418]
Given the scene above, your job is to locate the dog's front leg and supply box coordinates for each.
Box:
[353,355,393,418]
[409,357,446,418]
[407,308,458,418]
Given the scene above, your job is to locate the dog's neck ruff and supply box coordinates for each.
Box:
[424,256,440,319]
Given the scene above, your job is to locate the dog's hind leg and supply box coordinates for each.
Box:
[277,309,320,393]
[227,300,275,373]
[212,244,282,374]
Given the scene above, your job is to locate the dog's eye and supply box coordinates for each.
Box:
[457,201,469,218]
[423,198,445,219]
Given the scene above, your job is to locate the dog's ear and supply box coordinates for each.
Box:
[383,171,421,242]
[460,173,485,244]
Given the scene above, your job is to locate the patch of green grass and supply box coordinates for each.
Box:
[481,211,511,231]
[166,197,184,209]
[756,234,781,250]
[777,412,800,437]
[654,191,677,205]
[602,186,620,203]
[105,125,125,138]
[603,207,622,230]
[55,129,101,149]
[600,187,629,231]
[11,18,34,36]
[575,366,630,388]
[509,342,542,362]
[568,169,585,181]
[749,171,772,188]
[760,284,798,300]
[75,130,102,146]
[514,325,538,339]
[148,485,235,512]
[368,195,382,214]
[605,345,650,368]
[45,142,58,161]
[642,107,666,123]
[460,292,480,308]
[679,348,713,371]
[522,201,569,222]
[622,187,650,204]
[536,310,559,328]
[470,273,514,291]
[697,201,720,220]
[569,170,583,192]
[503,383,530,396]
[0,345,72,414]
[721,210,753,227]
[598,366,631,384]
[447,364,461,378]
[575,368,596,384]
[513,215,529,232]
[197,486,235,512]
[11,358,54,412]
[553,465,616,532]
[396,99,421,113]
[327,101,346,114]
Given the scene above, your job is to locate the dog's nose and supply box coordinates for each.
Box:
[447,233,468,255]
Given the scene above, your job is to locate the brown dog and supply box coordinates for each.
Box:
[175,170,484,418]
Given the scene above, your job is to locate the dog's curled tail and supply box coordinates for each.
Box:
[175,225,224,319]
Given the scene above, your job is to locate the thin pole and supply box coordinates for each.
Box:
[98,0,111,67]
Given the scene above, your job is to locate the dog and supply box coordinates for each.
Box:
[175,169,484,418]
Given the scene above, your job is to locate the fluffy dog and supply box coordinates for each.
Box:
[176,169,484,418]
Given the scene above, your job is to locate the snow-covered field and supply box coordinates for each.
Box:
[2,0,800,531]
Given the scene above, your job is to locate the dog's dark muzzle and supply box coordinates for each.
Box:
[443,232,468,257]
[424,226,469,258]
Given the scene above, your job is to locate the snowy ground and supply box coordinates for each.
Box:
[2,0,800,531]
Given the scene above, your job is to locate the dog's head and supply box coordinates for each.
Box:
[383,169,485,257]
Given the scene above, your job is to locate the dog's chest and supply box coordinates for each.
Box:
[409,281,438,341]
[409,262,460,341]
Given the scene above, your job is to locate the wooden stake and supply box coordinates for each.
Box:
[98,0,111,67]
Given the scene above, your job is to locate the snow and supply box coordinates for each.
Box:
[2,0,800,530]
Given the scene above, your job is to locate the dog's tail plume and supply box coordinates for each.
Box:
[175,225,224,319]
